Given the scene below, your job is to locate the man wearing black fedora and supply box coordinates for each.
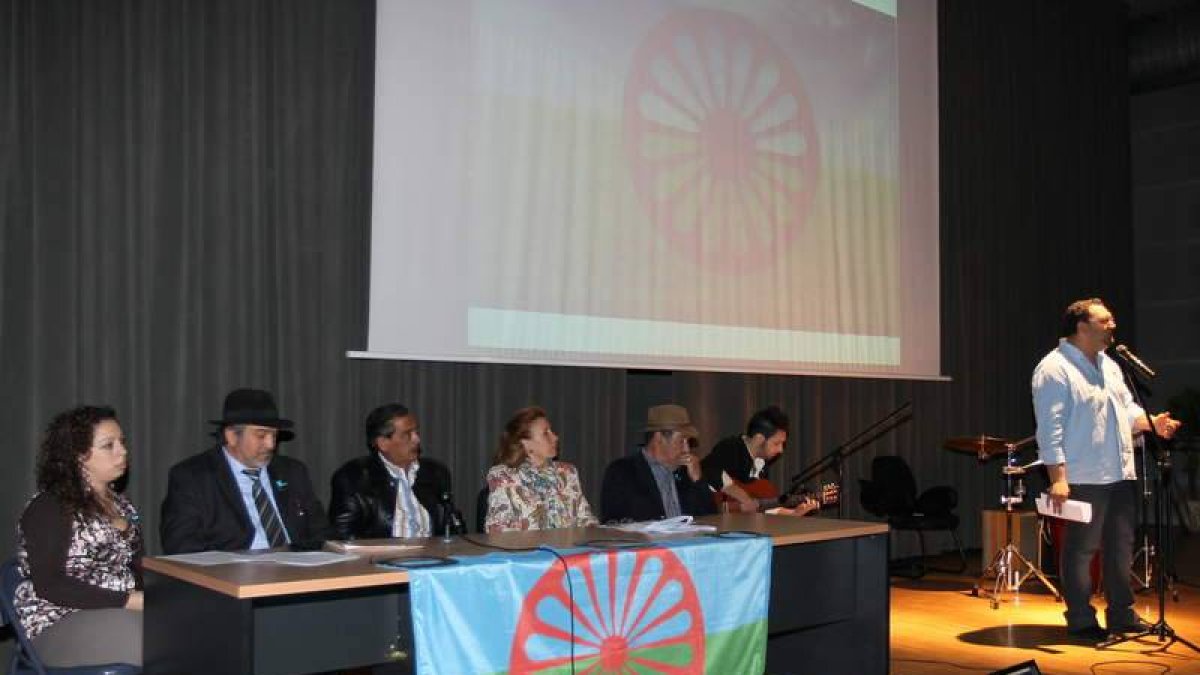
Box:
[160,388,328,554]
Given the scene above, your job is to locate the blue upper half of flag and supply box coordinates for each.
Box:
[408,533,772,675]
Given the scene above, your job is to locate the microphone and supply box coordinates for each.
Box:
[439,491,463,542]
[1114,344,1156,380]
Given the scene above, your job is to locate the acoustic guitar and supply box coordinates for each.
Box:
[714,478,840,514]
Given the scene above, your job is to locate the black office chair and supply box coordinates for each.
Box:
[0,558,141,675]
[859,455,967,578]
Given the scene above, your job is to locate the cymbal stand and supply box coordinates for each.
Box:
[977,439,1061,609]
[1132,436,1155,592]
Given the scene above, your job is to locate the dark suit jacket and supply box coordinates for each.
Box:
[600,451,716,523]
[328,453,461,540]
[160,446,329,554]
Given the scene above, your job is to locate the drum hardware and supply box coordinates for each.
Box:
[967,435,1061,609]
[944,435,1012,461]
[1131,436,1157,593]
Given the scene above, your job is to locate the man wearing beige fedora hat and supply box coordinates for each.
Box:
[600,404,716,523]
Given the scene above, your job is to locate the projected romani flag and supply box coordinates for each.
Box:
[465,0,899,344]
[408,536,772,674]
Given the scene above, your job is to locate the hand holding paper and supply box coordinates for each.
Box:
[1036,493,1092,523]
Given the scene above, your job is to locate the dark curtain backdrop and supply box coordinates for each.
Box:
[2,0,1133,559]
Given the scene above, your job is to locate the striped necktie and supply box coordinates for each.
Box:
[242,469,287,548]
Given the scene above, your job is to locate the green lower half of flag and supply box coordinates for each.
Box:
[704,620,768,674]
[487,620,768,675]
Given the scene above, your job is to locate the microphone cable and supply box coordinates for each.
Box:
[458,532,541,553]
[575,538,651,550]
[704,530,768,540]
[537,546,578,675]
[458,533,578,675]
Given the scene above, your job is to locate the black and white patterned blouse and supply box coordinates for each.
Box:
[14,491,143,639]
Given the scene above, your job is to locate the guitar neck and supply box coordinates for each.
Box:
[784,482,840,508]
[715,479,839,513]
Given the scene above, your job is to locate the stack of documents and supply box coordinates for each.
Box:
[323,540,424,556]
[604,515,717,535]
[160,551,356,567]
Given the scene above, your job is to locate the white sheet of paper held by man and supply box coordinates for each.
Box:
[1036,493,1093,524]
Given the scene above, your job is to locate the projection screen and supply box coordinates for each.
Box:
[354,0,942,379]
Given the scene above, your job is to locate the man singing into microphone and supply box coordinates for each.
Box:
[1032,298,1181,642]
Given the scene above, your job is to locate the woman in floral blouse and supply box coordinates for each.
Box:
[14,406,143,667]
[484,406,598,533]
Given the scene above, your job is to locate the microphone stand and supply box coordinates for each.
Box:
[1100,355,1199,655]
[439,493,465,543]
[785,402,913,519]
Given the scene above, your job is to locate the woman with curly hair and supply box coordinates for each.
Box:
[13,405,144,667]
[484,406,597,533]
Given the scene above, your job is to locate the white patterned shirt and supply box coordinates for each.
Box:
[379,455,431,538]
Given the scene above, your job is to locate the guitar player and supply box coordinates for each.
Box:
[701,405,820,517]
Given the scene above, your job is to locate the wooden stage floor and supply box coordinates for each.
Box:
[889,530,1200,674]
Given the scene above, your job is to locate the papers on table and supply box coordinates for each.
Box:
[603,515,717,535]
[159,551,357,567]
[323,540,425,556]
[1035,493,1093,523]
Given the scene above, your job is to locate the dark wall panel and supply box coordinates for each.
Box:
[1133,80,1200,411]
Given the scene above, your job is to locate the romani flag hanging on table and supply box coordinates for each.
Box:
[408,535,772,674]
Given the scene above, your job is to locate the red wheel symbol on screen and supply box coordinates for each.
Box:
[624,8,820,272]
[509,549,704,674]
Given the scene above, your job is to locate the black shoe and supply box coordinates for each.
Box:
[1068,625,1110,643]
[1109,618,1153,635]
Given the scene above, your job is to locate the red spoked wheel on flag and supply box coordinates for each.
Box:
[623,8,820,273]
[510,548,705,674]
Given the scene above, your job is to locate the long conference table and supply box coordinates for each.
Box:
[143,514,888,674]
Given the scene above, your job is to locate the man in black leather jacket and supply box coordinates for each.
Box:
[328,404,462,540]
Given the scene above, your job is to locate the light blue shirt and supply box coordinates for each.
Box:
[222,448,291,549]
[1032,339,1143,484]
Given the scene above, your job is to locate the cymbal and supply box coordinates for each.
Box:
[943,435,1012,457]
